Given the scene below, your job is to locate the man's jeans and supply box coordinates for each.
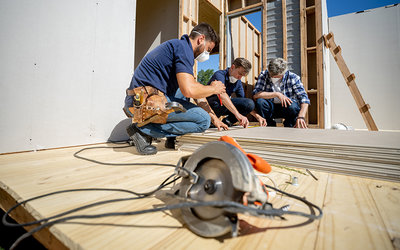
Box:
[209,97,255,125]
[255,98,300,127]
[137,95,211,138]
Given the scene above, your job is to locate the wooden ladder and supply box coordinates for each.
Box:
[324,32,378,131]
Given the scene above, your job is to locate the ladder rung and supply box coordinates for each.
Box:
[326,32,333,40]
[359,104,371,113]
[333,46,341,55]
[346,73,356,83]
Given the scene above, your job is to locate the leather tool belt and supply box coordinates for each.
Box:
[125,86,186,127]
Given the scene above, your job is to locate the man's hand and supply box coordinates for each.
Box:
[276,92,292,107]
[236,114,249,128]
[257,116,267,127]
[250,110,267,127]
[210,80,226,95]
[212,117,229,131]
[294,117,308,129]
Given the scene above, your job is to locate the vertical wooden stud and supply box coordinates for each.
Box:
[282,0,288,60]
[315,0,325,128]
[262,0,267,69]
[300,0,309,122]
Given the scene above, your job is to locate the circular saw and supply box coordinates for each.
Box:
[178,141,269,238]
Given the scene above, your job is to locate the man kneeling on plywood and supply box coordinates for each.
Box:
[123,23,225,155]
[253,58,310,128]
[203,57,267,130]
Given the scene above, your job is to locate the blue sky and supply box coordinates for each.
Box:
[198,0,399,73]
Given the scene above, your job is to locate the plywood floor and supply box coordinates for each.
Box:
[1,141,400,250]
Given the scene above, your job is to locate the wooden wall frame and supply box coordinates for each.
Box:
[300,0,325,128]
[175,0,326,127]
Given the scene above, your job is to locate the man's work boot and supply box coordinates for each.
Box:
[126,124,157,155]
[165,137,176,149]
[127,124,152,146]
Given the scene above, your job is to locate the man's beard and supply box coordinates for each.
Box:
[194,44,204,59]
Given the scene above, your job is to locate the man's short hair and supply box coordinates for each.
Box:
[189,23,220,48]
[268,58,288,76]
[232,58,252,73]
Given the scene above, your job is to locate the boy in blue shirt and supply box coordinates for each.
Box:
[124,23,225,155]
[204,58,266,130]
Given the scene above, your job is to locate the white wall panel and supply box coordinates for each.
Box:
[329,5,400,131]
[0,0,137,153]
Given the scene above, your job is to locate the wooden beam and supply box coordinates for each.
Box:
[189,0,192,34]
[300,0,308,122]
[219,0,225,69]
[238,15,241,58]
[315,0,324,128]
[204,0,223,14]
[282,0,288,60]
[262,0,267,69]
[258,29,262,75]
[226,2,263,16]
[179,0,184,37]
[324,32,378,131]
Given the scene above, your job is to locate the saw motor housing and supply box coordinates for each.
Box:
[178,141,269,238]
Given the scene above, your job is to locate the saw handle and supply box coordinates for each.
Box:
[219,135,271,174]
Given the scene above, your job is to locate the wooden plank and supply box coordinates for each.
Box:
[226,2,263,15]
[315,174,394,250]
[282,0,288,60]
[324,32,378,131]
[315,0,324,128]
[0,188,69,250]
[262,0,267,69]
[219,0,225,69]
[300,0,309,122]
[0,143,192,249]
[1,140,400,249]
[258,27,262,74]
[179,0,184,37]
[366,179,400,246]
[238,15,241,58]
[306,5,315,14]
[204,0,223,14]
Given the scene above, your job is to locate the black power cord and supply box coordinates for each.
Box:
[2,142,322,249]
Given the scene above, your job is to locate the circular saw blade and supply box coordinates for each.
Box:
[180,158,242,237]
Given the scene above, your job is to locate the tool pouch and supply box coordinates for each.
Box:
[126,86,175,127]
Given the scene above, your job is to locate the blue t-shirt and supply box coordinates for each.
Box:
[125,35,194,107]
[206,68,245,106]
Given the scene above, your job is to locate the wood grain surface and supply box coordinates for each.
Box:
[1,140,399,249]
